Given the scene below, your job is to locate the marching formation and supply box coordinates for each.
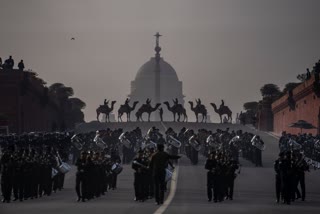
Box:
[0,133,71,203]
[2,125,320,207]
[274,132,320,205]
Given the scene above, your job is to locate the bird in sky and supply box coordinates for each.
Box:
[71,37,75,40]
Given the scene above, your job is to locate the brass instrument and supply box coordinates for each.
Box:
[305,157,320,170]
[119,133,132,149]
[206,135,220,150]
[167,135,181,148]
[314,139,320,152]
[251,135,266,151]
[132,160,149,169]
[94,131,108,149]
[189,135,202,152]
[288,138,302,151]
[71,134,85,150]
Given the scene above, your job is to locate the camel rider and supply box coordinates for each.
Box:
[146,99,151,105]
[220,100,225,109]
[173,98,179,105]
[125,98,130,105]
[104,99,109,106]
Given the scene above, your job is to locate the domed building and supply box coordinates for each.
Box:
[128,33,184,121]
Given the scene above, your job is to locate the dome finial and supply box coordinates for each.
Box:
[154,32,162,62]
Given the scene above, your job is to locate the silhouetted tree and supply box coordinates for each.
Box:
[243,101,259,112]
[260,84,281,99]
[282,82,300,94]
[49,83,85,130]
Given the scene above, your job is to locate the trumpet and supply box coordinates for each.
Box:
[119,133,132,149]
[189,135,202,152]
[167,135,181,148]
[71,134,85,150]
[251,135,266,151]
[94,131,108,149]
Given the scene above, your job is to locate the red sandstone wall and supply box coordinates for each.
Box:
[272,75,320,135]
[0,70,60,133]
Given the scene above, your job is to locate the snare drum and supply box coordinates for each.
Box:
[111,163,123,175]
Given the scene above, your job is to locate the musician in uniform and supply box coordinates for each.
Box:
[132,150,148,202]
[225,156,239,200]
[149,144,181,205]
[274,152,283,203]
[279,151,293,205]
[75,151,88,202]
[205,151,216,202]
[110,150,121,190]
[294,153,309,201]
[1,148,14,203]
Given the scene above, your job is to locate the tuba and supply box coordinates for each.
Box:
[206,135,220,150]
[71,134,85,150]
[314,139,320,152]
[119,133,132,149]
[229,135,241,148]
[167,135,181,148]
[288,138,302,151]
[94,131,108,150]
[251,135,266,151]
[189,135,202,152]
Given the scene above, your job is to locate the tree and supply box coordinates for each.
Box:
[260,84,281,99]
[49,83,74,101]
[48,83,85,130]
[243,101,258,112]
[69,98,86,110]
[282,82,300,94]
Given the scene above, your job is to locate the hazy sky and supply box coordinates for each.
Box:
[1,0,320,122]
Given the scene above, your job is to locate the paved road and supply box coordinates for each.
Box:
[1,128,320,214]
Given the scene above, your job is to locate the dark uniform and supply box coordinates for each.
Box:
[149,144,180,205]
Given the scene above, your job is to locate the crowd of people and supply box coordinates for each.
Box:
[273,131,320,205]
[1,125,291,206]
[0,132,71,203]
[0,55,25,71]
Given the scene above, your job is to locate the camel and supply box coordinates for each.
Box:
[118,101,139,122]
[163,101,188,122]
[136,103,161,122]
[189,100,207,123]
[210,103,232,123]
[96,101,116,122]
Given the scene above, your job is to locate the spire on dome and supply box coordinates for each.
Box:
[154,32,162,62]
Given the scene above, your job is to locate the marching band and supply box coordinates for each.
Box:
[1,127,319,206]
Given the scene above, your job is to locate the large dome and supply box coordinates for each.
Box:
[134,57,179,81]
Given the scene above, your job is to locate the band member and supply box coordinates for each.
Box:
[295,153,309,201]
[225,157,239,200]
[75,151,88,202]
[132,150,149,201]
[205,151,216,202]
[149,144,180,205]
[274,152,283,203]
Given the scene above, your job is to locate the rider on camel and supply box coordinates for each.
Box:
[104,99,109,106]
[220,100,225,109]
